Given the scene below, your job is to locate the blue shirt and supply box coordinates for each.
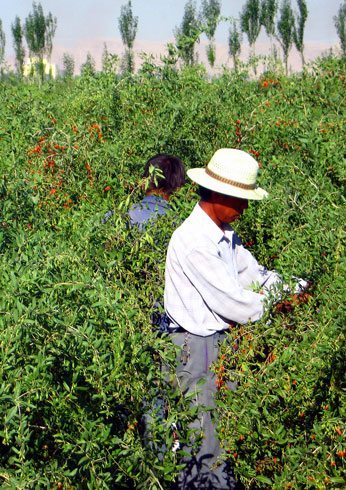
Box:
[128,195,170,230]
[102,195,170,230]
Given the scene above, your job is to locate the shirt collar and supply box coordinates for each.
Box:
[192,203,234,244]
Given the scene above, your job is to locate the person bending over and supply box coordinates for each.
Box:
[164,148,308,490]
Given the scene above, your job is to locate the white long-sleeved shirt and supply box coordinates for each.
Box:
[164,203,285,336]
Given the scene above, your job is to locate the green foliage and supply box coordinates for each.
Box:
[174,0,200,67]
[334,1,346,56]
[205,42,216,68]
[293,0,308,67]
[24,2,57,60]
[118,0,138,75]
[276,0,295,75]
[11,16,26,77]
[62,52,75,79]
[260,0,277,58]
[120,49,135,76]
[260,0,277,38]
[0,19,6,76]
[0,52,345,489]
[102,43,118,74]
[118,0,138,50]
[228,20,242,72]
[240,0,262,54]
[200,0,221,67]
[200,0,221,39]
[23,1,57,83]
[81,52,96,77]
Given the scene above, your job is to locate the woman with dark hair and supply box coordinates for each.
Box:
[142,154,186,196]
[129,154,185,230]
[102,153,185,229]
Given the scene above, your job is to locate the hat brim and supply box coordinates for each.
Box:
[187,168,268,201]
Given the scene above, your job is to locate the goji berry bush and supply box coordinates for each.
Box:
[0,54,345,489]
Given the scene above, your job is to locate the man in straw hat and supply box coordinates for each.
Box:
[164,149,308,489]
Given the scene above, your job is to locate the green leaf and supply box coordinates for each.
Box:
[63,381,70,392]
[330,477,346,484]
[196,377,207,387]
[4,406,17,424]
[256,475,273,485]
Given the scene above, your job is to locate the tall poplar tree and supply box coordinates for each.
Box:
[240,0,261,56]
[334,1,346,56]
[228,20,242,72]
[81,52,96,76]
[24,2,57,83]
[102,42,118,74]
[0,20,6,78]
[201,0,221,68]
[277,0,295,75]
[62,52,74,78]
[12,16,26,77]
[293,0,308,67]
[260,0,277,55]
[102,43,110,72]
[174,0,200,66]
[118,0,138,74]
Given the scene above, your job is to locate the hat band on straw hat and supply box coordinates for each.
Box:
[205,167,256,190]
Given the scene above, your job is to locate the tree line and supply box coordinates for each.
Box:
[0,0,346,80]
[173,0,345,74]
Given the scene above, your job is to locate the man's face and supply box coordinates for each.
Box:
[211,192,249,227]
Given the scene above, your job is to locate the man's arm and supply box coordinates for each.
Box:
[233,233,282,291]
[183,246,269,325]
[234,234,309,296]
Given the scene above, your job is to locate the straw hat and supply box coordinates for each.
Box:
[187,148,268,200]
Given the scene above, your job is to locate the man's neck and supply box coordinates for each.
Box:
[198,201,225,232]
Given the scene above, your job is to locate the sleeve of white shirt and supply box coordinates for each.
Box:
[234,235,308,295]
[183,245,270,325]
[234,236,282,291]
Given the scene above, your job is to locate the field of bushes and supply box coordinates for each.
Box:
[0,54,345,489]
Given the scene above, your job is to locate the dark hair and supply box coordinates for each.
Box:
[143,154,185,195]
[198,185,213,201]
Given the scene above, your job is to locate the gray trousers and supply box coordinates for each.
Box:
[169,330,239,490]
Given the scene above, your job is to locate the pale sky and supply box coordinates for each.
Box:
[0,0,341,70]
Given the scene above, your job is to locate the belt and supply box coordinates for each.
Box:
[163,312,231,336]
[167,326,185,333]
[168,326,229,337]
